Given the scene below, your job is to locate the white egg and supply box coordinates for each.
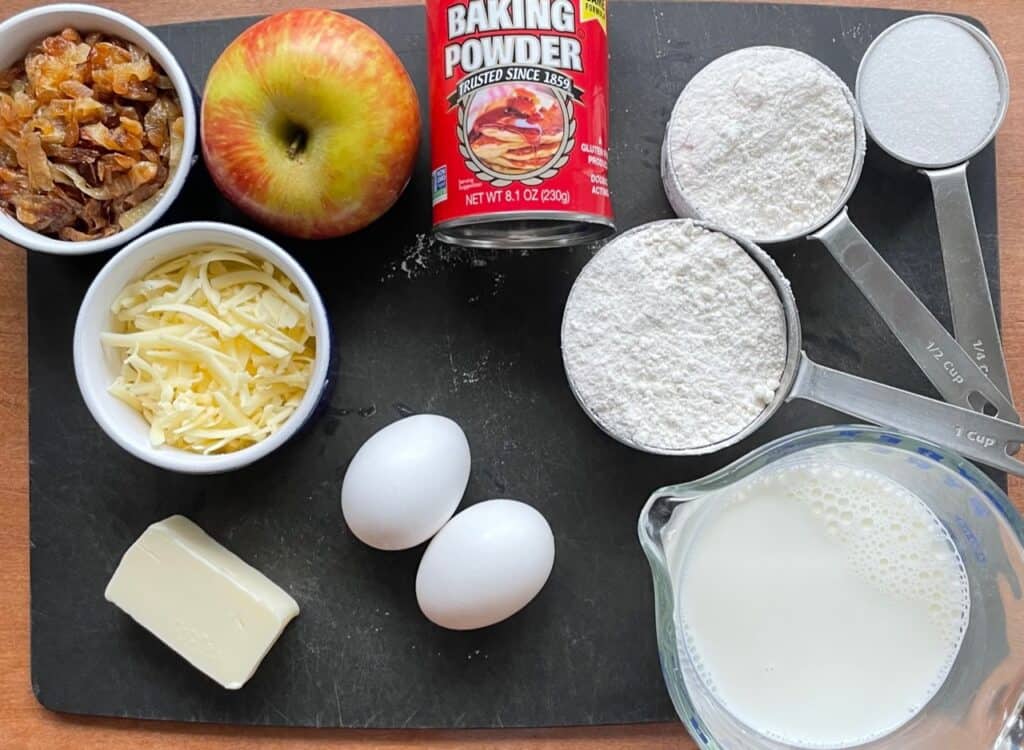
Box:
[416,499,555,630]
[341,415,470,550]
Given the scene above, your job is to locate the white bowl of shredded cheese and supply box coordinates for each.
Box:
[73,221,330,473]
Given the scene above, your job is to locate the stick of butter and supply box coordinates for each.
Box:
[105,515,299,690]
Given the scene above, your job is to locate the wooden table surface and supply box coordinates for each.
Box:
[2,0,1022,747]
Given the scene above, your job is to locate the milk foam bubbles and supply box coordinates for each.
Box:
[675,462,969,749]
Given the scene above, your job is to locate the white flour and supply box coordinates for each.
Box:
[858,17,1003,166]
[663,47,858,241]
[561,220,787,451]
[380,234,478,282]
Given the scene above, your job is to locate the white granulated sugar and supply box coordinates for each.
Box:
[663,47,858,241]
[562,220,787,451]
[858,17,1002,166]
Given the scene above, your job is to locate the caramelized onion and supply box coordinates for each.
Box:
[0,28,183,241]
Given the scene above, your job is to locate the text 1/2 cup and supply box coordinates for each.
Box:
[857,14,1012,402]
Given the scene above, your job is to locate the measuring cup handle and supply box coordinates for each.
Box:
[923,163,1013,402]
[997,706,1024,750]
[791,353,1024,476]
[810,209,1019,423]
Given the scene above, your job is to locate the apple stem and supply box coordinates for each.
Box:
[285,125,308,160]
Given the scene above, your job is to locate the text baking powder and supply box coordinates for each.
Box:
[426,0,615,248]
[662,46,858,242]
[561,220,787,451]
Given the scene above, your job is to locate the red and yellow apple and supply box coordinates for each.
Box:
[200,9,421,239]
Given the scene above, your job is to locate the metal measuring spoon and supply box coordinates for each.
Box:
[661,47,1018,423]
[561,220,1024,476]
[856,14,1012,402]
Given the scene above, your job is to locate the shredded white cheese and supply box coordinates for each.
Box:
[103,244,317,455]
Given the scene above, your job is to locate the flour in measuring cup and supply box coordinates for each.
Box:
[663,47,858,241]
[561,220,786,451]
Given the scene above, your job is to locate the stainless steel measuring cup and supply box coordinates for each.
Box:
[856,14,1011,402]
[661,47,1017,423]
[561,219,1024,476]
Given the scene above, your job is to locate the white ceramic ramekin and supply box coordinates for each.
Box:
[0,4,197,255]
[73,222,331,474]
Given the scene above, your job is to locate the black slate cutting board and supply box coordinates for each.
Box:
[28,1,1005,729]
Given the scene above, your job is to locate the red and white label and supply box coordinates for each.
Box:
[427,0,612,227]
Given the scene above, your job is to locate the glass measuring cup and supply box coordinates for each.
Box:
[561,220,1024,475]
[856,14,1011,402]
[660,47,1017,423]
[638,424,1024,750]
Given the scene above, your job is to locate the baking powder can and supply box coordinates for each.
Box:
[427,0,615,248]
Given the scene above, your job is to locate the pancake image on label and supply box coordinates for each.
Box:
[466,83,565,176]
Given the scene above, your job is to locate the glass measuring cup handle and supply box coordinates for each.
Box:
[789,352,1024,476]
[923,163,1013,403]
[997,709,1024,750]
[811,208,1019,424]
